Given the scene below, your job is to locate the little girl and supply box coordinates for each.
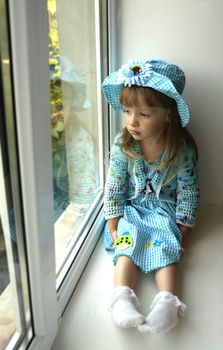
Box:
[101,59,200,334]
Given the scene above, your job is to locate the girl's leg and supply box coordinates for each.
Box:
[154,264,179,294]
[138,264,186,334]
[114,255,139,288]
[110,256,144,328]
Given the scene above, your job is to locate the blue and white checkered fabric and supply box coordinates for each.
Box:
[103,199,182,273]
[59,56,85,85]
[102,59,190,127]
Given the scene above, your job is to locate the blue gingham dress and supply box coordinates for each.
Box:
[103,159,183,273]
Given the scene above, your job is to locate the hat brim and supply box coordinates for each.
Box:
[102,71,190,127]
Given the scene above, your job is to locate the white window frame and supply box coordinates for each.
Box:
[7,0,110,349]
[8,0,58,348]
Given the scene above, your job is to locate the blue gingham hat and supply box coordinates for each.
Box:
[102,59,189,127]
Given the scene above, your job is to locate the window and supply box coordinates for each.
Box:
[1,0,109,348]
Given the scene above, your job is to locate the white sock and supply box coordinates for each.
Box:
[138,291,187,334]
[109,286,145,328]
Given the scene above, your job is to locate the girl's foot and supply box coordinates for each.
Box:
[109,286,145,328]
[138,291,187,334]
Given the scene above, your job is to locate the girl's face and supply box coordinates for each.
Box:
[123,100,169,143]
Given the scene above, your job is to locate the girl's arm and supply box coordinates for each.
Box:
[104,136,128,221]
[176,147,200,228]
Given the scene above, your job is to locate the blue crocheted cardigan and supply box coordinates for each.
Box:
[104,135,200,227]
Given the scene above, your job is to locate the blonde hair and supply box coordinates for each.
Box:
[119,86,198,168]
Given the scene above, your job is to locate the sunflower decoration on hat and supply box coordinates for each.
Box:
[117,60,153,86]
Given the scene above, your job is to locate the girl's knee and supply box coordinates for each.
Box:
[116,255,134,266]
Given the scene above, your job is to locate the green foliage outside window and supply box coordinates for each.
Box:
[48,0,65,151]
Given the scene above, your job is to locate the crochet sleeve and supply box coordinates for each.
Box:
[176,147,200,227]
[104,136,128,220]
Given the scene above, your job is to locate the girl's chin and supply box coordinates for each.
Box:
[132,134,141,139]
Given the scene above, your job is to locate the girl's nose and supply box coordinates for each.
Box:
[129,113,138,126]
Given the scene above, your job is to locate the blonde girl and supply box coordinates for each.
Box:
[102,59,199,334]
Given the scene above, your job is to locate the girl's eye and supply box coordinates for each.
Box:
[123,109,130,114]
[140,113,150,118]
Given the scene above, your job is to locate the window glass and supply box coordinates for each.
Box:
[47,0,103,279]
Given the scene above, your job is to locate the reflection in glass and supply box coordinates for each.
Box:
[48,0,101,273]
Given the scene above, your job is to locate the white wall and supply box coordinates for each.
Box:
[115,0,223,205]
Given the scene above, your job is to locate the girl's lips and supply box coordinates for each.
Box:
[130,130,140,136]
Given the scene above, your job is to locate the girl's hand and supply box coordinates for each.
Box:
[181,236,188,257]
[111,230,118,243]
[107,217,120,242]
[180,225,191,257]
[180,225,190,237]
